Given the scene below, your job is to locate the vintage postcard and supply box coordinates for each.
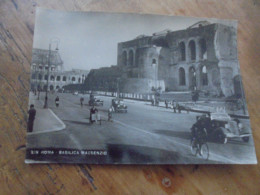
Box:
[26,8,257,164]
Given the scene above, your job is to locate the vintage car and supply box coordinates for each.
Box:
[191,112,250,144]
[112,98,127,113]
[88,97,103,106]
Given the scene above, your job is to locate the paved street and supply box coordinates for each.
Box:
[26,92,257,164]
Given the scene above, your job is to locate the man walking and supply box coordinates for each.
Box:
[80,97,84,107]
[27,104,36,132]
[55,96,60,107]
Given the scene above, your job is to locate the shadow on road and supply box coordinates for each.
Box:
[153,130,191,140]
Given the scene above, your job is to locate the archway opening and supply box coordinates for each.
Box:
[179,67,186,86]
[179,42,186,61]
[188,40,196,61]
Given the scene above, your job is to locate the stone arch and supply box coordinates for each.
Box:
[122,50,127,66]
[43,85,47,91]
[31,73,36,79]
[189,66,196,90]
[188,40,196,61]
[179,41,186,61]
[56,85,60,89]
[62,76,67,81]
[50,75,55,81]
[56,76,61,81]
[128,50,134,66]
[199,39,207,60]
[179,67,186,86]
[200,65,208,86]
[72,77,76,81]
[38,74,42,80]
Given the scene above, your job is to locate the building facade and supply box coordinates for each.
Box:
[30,48,89,91]
[117,21,241,96]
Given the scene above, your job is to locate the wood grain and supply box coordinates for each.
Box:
[0,0,259,194]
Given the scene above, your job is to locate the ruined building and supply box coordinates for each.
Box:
[117,21,242,97]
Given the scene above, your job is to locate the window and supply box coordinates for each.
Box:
[188,40,196,61]
[72,77,76,81]
[129,50,134,66]
[179,67,186,86]
[50,75,55,81]
[122,51,127,66]
[56,76,61,81]
[62,76,67,81]
[179,42,186,61]
[44,75,48,80]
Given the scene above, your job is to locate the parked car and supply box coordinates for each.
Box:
[191,112,250,144]
[112,98,127,113]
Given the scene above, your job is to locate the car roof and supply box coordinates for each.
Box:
[210,113,231,121]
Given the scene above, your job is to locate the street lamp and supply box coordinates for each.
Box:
[43,38,60,108]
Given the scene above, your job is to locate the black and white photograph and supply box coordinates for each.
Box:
[26,8,257,164]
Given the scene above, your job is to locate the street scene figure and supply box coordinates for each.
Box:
[108,106,113,121]
[80,97,84,107]
[27,104,36,133]
[55,96,60,107]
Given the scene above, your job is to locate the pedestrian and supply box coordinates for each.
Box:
[95,108,99,124]
[90,106,95,124]
[108,106,113,121]
[27,104,36,133]
[172,100,177,113]
[80,97,84,107]
[55,96,59,107]
[165,100,168,108]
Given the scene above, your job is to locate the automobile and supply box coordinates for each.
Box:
[73,91,79,95]
[112,98,127,113]
[191,112,251,144]
[89,97,103,106]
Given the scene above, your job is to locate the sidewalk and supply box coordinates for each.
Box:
[27,93,66,135]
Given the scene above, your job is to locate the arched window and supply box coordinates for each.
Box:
[50,75,55,81]
[31,73,36,79]
[179,42,186,61]
[199,39,207,60]
[122,51,127,66]
[43,85,47,91]
[129,50,134,66]
[179,67,186,86]
[201,65,208,86]
[56,76,61,81]
[38,74,42,80]
[78,78,81,83]
[50,85,54,90]
[56,85,60,89]
[62,76,67,81]
[188,40,196,61]
[72,77,76,81]
[44,75,48,80]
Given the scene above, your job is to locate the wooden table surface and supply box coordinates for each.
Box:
[0,0,259,194]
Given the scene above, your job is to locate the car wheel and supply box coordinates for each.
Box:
[218,131,227,144]
[242,136,249,142]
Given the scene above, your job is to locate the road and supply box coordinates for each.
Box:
[26,92,257,164]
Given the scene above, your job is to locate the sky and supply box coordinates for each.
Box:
[33,8,237,71]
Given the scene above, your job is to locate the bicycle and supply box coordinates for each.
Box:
[190,137,209,160]
[190,127,209,160]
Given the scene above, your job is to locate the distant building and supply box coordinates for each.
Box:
[117,21,242,96]
[30,48,89,91]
